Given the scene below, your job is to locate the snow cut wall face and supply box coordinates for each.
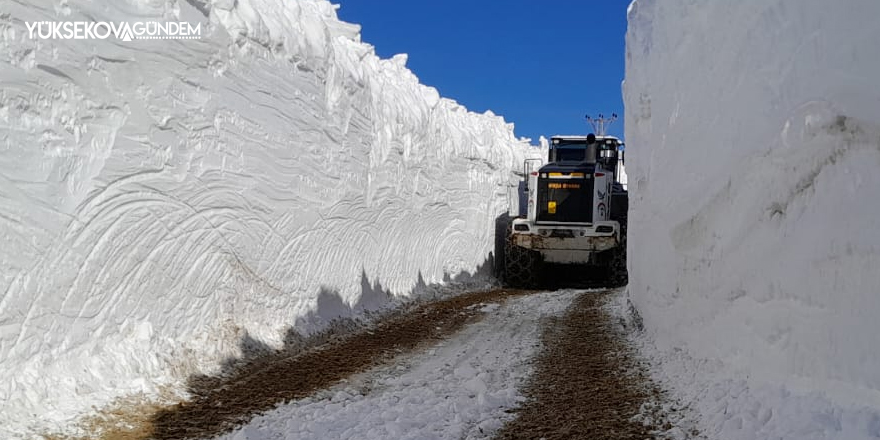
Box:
[625,0,880,437]
[0,0,526,436]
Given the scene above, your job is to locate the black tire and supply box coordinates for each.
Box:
[493,214,513,281]
[603,216,628,288]
[604,243,628,288]
[503,232,542,288]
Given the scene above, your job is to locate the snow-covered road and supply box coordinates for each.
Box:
[62,287,679,440]
[219,289,578,440]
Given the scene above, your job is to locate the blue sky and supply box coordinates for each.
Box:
[335,0,631,143]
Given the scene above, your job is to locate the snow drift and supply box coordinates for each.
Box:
[0,0,527,436]
[625,1,880,438]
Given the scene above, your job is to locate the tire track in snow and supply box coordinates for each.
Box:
[55,289,689,440]
[72,288,535,440]
[495,290,691,440]
[217,289,581,440]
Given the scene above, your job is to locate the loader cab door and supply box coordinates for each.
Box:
[513,158,543,218]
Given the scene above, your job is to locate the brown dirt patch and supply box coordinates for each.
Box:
[494,290,671,440]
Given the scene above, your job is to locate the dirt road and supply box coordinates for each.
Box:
[69,288,681,440]
[496,290,671,439]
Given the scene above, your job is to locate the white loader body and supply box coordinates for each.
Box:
[511,163,621,264]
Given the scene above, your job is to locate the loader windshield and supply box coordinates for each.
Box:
[554,146,587,162]
[551,139,590,162]
[551,139,620,164]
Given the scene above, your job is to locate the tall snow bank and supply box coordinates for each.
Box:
[625,1,880,438]
[0,0,527,436]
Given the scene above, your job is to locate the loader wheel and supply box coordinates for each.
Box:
[604,219,628,288]
[493,214,512,280]
[503,233,541,288]
[605,244,628,288]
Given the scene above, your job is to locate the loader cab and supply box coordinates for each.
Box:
[548,135,623,181]
[549,138,592,163]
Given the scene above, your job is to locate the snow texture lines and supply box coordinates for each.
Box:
[0,0,529,437]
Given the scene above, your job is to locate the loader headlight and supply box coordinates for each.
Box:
[514,224,530,232]
[596,225,614,234]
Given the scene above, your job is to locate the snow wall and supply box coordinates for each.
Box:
[0,0,529,436]
[625,1,880,438]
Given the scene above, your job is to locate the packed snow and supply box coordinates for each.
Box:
[624,1,880,439]
[0,0,531,437]
[219,290,578,440]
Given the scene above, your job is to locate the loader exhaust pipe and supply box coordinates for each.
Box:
[585,132,597,165]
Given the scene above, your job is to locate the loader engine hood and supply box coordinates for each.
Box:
[535,162,597,224]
